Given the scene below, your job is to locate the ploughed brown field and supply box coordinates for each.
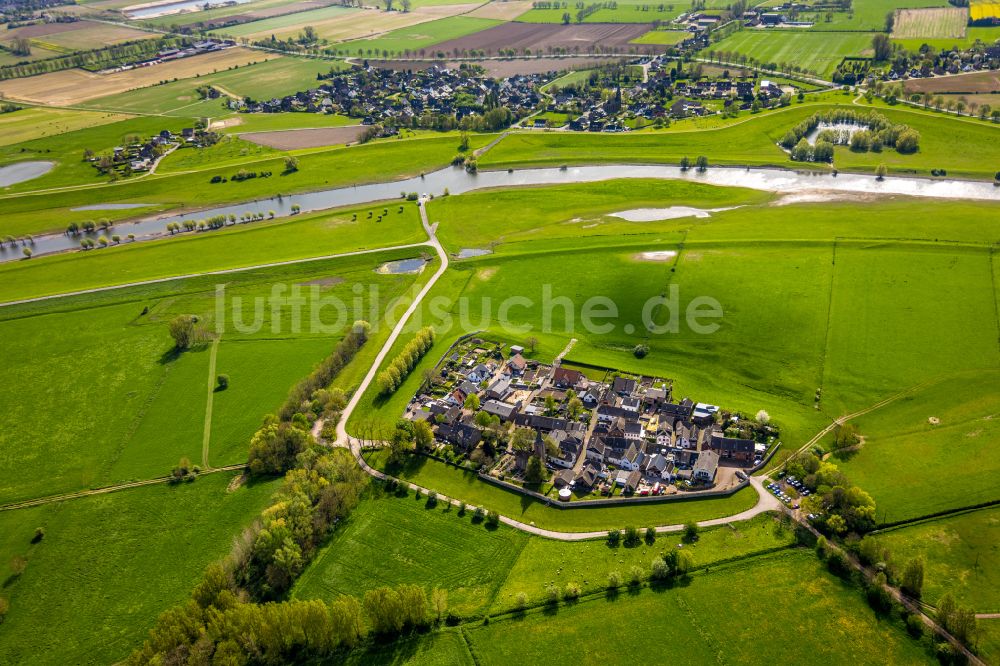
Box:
[429,22,661,55]
[904,70,1000,94]
[238,125,367,149]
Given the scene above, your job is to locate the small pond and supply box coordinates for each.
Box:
[377,257,426,274]
[0,161,55,187]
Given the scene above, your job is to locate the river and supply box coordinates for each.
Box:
[4,164,999,263]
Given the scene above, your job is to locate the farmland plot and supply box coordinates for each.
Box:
[892,7,968,39]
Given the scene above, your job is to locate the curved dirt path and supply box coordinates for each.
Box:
[0,463,248,512]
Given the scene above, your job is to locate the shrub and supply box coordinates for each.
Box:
[563,582,580,600]
[607,570,622,589]
[607,529,621,547]
[633,344,649,359]
[216,374,229,390]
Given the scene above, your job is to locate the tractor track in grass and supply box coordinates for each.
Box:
[0,463,248,512]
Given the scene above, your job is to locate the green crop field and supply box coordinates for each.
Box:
[631,28,691,44]
[464,551,933,664]
[0,471,280,664]
[701,31,874,78]
[892,25,1000,51]
[516,0,685,23]
[0,249,421,503]
[874,506,1000,611]
[294,492,530,616]
[336,16,501,56]
[77,59,348,116]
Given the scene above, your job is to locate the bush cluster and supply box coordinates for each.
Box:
[781,110,920,163]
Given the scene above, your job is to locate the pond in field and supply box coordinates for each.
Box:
[635,250,678,262]
[376,257,426,274]
[804,122,867,146]
[611,206,738,221]
[455,248,492,258]
[8,162,1000,263]
[0,161,54,187]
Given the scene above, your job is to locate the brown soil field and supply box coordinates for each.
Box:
[239,125,367,149]
[466,0,533,20]
[370,55,629,76]
[0,47,274,105]
[904,70,1000,94]
[429,22,660,55]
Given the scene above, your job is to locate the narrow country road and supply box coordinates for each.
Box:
[334,196,449,449]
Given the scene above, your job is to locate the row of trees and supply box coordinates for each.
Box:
[127,455,379,664]
[376,326,435,395]
[0,37,184,80]
[247,322,370,476]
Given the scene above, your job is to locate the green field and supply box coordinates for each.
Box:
[478,102,1000,180]
[836,370,1000,524]
[0,471,280,664]
[875,506,1000,612]
[893,25,1000,51]
[0,249,421,503]
[516,0,684,23]
[464,551,933,665]
[336,16,501,56]
[294,491,530,616]
[702,30,875,78]
[0,107,134,147]
[77,58,347,116]
[631,28,691,45]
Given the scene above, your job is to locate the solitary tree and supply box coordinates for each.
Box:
[216,374,229,390]
[168,315,199,350]
[875,163,888,180]
[695,155,709,172]
[901,556,925,598]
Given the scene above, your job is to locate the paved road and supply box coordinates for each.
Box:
[334,196,449,450]
[0,242,430,308]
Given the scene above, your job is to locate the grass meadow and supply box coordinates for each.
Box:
[0,249,421,503]
[479,101,1000,180]
[0,107,134,147]
[875,506,1000,612]
[464,551,933,665]
[0,471,280,664]
[836,370,1000,524]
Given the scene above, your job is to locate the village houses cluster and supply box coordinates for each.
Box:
[406,340,775,502]
[229,64,547,131]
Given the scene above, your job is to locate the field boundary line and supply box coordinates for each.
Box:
[0,242,429,308]
[0,463,248,512]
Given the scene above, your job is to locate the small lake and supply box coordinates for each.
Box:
[0,161,54,187]
[804,122,867,146]
[377,257,426,274]
[7,163,1000,263]
[455,248,492,258]
[611,206,736,221]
